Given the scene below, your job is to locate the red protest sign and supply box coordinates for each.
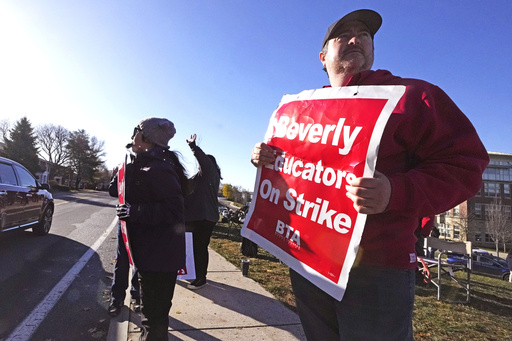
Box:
[242,86,405,300]
[118,161,134,266]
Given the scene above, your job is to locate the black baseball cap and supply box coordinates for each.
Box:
[321,9,382,49]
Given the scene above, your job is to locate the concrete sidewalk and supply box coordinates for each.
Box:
[107,249,306,341]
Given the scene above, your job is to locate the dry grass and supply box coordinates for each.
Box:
[210,222,512,340]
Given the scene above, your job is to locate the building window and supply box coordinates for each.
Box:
[453,205,460,216]
[475,233,481,242]
[483,164,512,181]
[485,234,494,243]
[474,203,483,219]
[439,224,446,238]
[484,204,491,219]
[483,167,496,180]
[505,184,511,199]
[505,206,512,220]
[484,182,500,197]
[445,224,452,238]
[484,204,511,220]
[453,225,460,239]
[475,186,482,197]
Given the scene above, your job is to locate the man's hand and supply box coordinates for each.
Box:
[116,203,131,220]
[251,142,275,167]
[345,171,391,214]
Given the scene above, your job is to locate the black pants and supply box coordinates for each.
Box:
[290,266,415,341]
[186,220,216,280]
[138,271,178,341]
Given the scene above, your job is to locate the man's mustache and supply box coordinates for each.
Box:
[343,46,364,55]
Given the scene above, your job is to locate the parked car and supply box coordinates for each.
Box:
[472,248,489,254]
[218,205,229,222]
[218,205,229,216]
[0,156,54,235]
[447,252,510,281]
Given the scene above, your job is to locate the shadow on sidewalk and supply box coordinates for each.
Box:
[172,278,303,339]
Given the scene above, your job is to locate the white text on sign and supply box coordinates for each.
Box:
[272,117,362,155]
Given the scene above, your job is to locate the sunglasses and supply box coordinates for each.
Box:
[132,126,142,138]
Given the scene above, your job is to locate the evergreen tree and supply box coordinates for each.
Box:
[66,129,104,189]
[2,117,41,174]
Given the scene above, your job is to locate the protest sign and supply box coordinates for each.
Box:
[177,232,196,280]
[242,85,405,300]
[117,160,134,266]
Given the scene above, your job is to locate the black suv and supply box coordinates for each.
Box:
[0,156,54,235]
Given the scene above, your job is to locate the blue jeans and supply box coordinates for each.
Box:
[290,265,415,341]
[111,221,140,303]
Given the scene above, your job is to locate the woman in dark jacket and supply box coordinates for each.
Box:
[111,117,189,341]
[184,134,222,290]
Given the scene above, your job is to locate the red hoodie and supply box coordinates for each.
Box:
[343,70,489,269]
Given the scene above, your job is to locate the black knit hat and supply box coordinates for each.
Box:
[322,9,382,49]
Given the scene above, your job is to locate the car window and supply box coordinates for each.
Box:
[495,258,508,267]
[479,257,494,265]
[0,162,18,185]
[13,165,37,187]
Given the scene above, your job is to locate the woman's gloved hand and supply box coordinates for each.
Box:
[116,203,131,220]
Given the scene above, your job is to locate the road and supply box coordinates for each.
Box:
[0,190,119,341]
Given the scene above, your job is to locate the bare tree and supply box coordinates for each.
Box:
[485,195,511,257]
[0,119,11,144]
[504,218,512,253]
[89,136,106,161]
[451,203,476,241]
[36,124,70,176]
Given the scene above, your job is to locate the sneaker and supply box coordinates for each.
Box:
[108,301,123,317]
[131,297,141,313]
[187,278,206,290]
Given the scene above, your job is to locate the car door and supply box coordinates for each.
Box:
[12,164,41,226]
[473,255,502,278]
[0,161,24,230]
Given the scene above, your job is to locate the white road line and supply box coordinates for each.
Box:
[6,218,118,341]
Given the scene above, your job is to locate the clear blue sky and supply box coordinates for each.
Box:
[1,1,511,190]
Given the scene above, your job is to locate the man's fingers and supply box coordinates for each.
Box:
[345,170,391,214]
[251,142,275,166]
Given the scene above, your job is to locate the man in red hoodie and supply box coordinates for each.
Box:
[251,9,489,341]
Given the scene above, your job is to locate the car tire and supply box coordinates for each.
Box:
[504,272,511,282]
[33,206,53,236]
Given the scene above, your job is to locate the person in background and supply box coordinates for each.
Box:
[251,9,489,340]
[415,216,435,258]
[184,134,222,290]
[110,117,189,341]
[107,219,140,316]
[427,224,441,258]
[506,249,512,283]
